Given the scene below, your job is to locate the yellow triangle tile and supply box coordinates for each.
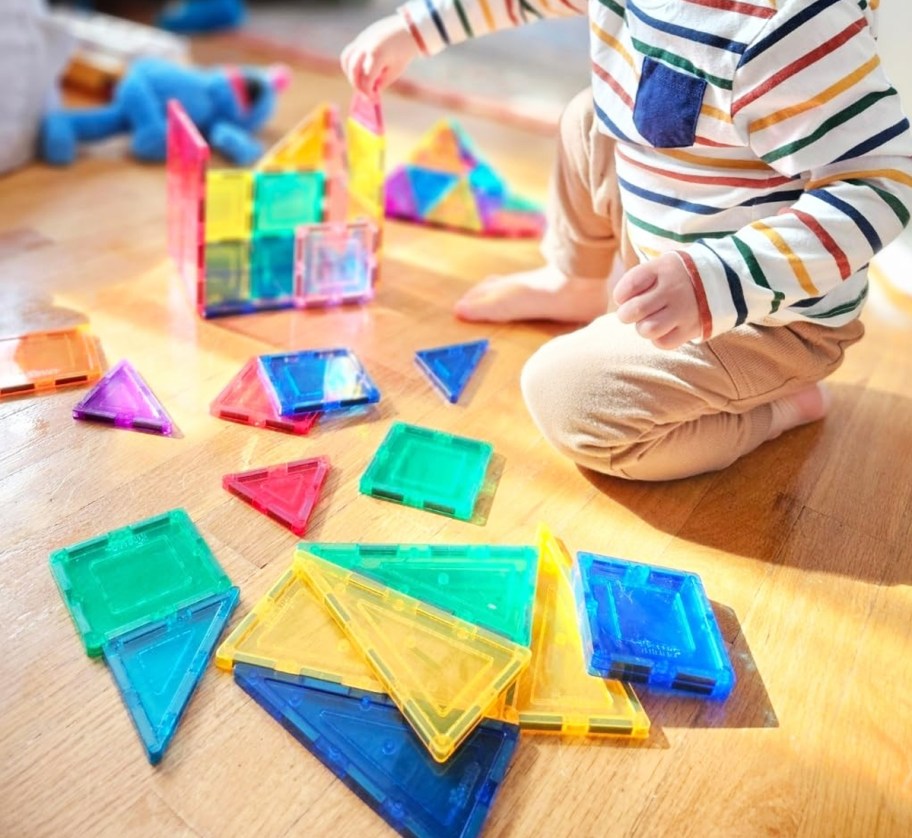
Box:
[215,567,385,692]
[424,177,483,232]
[257,103,334,171]
[295,552,531,763]
[510,525,651,737]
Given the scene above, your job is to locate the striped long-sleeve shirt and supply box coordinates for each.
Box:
[398,0,912,339]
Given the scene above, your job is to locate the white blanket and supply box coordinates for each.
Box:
[0,0,73,175]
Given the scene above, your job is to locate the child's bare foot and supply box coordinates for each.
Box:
[766,383,832,440]
[454,266,614,323]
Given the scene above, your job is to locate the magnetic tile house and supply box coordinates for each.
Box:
[166,93,384,318]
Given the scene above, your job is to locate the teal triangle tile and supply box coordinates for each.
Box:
[415,339,489,404]
[298,541,537,646]
[235,665,519,838]
[72,359,174,435]
[405,168,459,218]
[468,163,506,199]
[102,587,240,764]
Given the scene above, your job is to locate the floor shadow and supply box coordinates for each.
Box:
[637,602,778,731]
[576,382,912,585]
[471,452,506,526]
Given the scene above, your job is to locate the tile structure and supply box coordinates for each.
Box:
[166,92,383,318]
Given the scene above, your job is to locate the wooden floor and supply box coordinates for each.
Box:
[2,38,911,838]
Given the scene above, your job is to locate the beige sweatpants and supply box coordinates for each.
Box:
[521,90,865,481]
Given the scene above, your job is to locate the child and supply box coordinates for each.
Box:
[341,2,912,480]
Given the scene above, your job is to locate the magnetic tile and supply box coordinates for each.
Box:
[295,220,376,307]
[0,325,104,399]
[410,119,473,175]
[257,348,380,416]
[414,339,488,404]
[205,170,253,242]
[294,553,531,763]
[359,422,493,521]
[253,172,325,233]
[166,101,209,313]
[49,509,233,657]
[573,552,736,699]
[215,565,385,692]
[204,240,250,314]
[236,665,519,838]
[72,359,173,435]
[348,91,384,135]
[256,103,336,171]
[209,358,320,435]
[406,168,459,217]
[422,178,482,233]
[384,120,545,237]
[468,162,506,199]
[511,526,650,737]
[250,234,296,301]
[297,541,537,646]
[223,456,330,536]
[384,168,418,220]
[103,588,238,764]
[217,565,519,725]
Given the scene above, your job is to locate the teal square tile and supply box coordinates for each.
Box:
[49,509,233,657]
[359,422,493,521]
[250,234,295,300]
[254,172,325,233]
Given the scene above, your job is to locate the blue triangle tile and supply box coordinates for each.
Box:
[72,359,174,435]
[234,665,520,838]
[415,339,489,404]
[405,168,460,218]
[102,587,240,764]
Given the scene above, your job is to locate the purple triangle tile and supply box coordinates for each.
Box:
[73,360,174,436]
[384,166,419,220]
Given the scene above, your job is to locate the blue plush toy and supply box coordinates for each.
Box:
[40,57,290,166]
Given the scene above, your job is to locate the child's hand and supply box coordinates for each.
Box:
[341,15,421,97]
[613,253,702,349]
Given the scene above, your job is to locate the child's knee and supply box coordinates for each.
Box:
[520,340,642,473]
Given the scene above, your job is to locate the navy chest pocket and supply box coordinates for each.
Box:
[633,56,707,148]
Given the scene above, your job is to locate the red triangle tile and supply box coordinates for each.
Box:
[223,457,330,535]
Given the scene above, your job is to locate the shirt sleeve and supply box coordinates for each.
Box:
[397,0,586,57]
[680,0,912,341]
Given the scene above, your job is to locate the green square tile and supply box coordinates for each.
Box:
[254,172,325,233]
[250,234,295,300]
[49,509,233,657]
[204,241,250,310]
[359,422,493,521]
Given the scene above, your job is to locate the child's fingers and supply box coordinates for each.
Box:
[362,53,386,96]
[340,43,354,78]
[616,288,664,326]
[373,67,390,95]
[651,327,686,350]
[633,307,674,341]
[612,264,658,306]
[342,50,364,89]
[353,53,374,95]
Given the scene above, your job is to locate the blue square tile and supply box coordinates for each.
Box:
[573,553,735,699]
[257,348,380,416]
